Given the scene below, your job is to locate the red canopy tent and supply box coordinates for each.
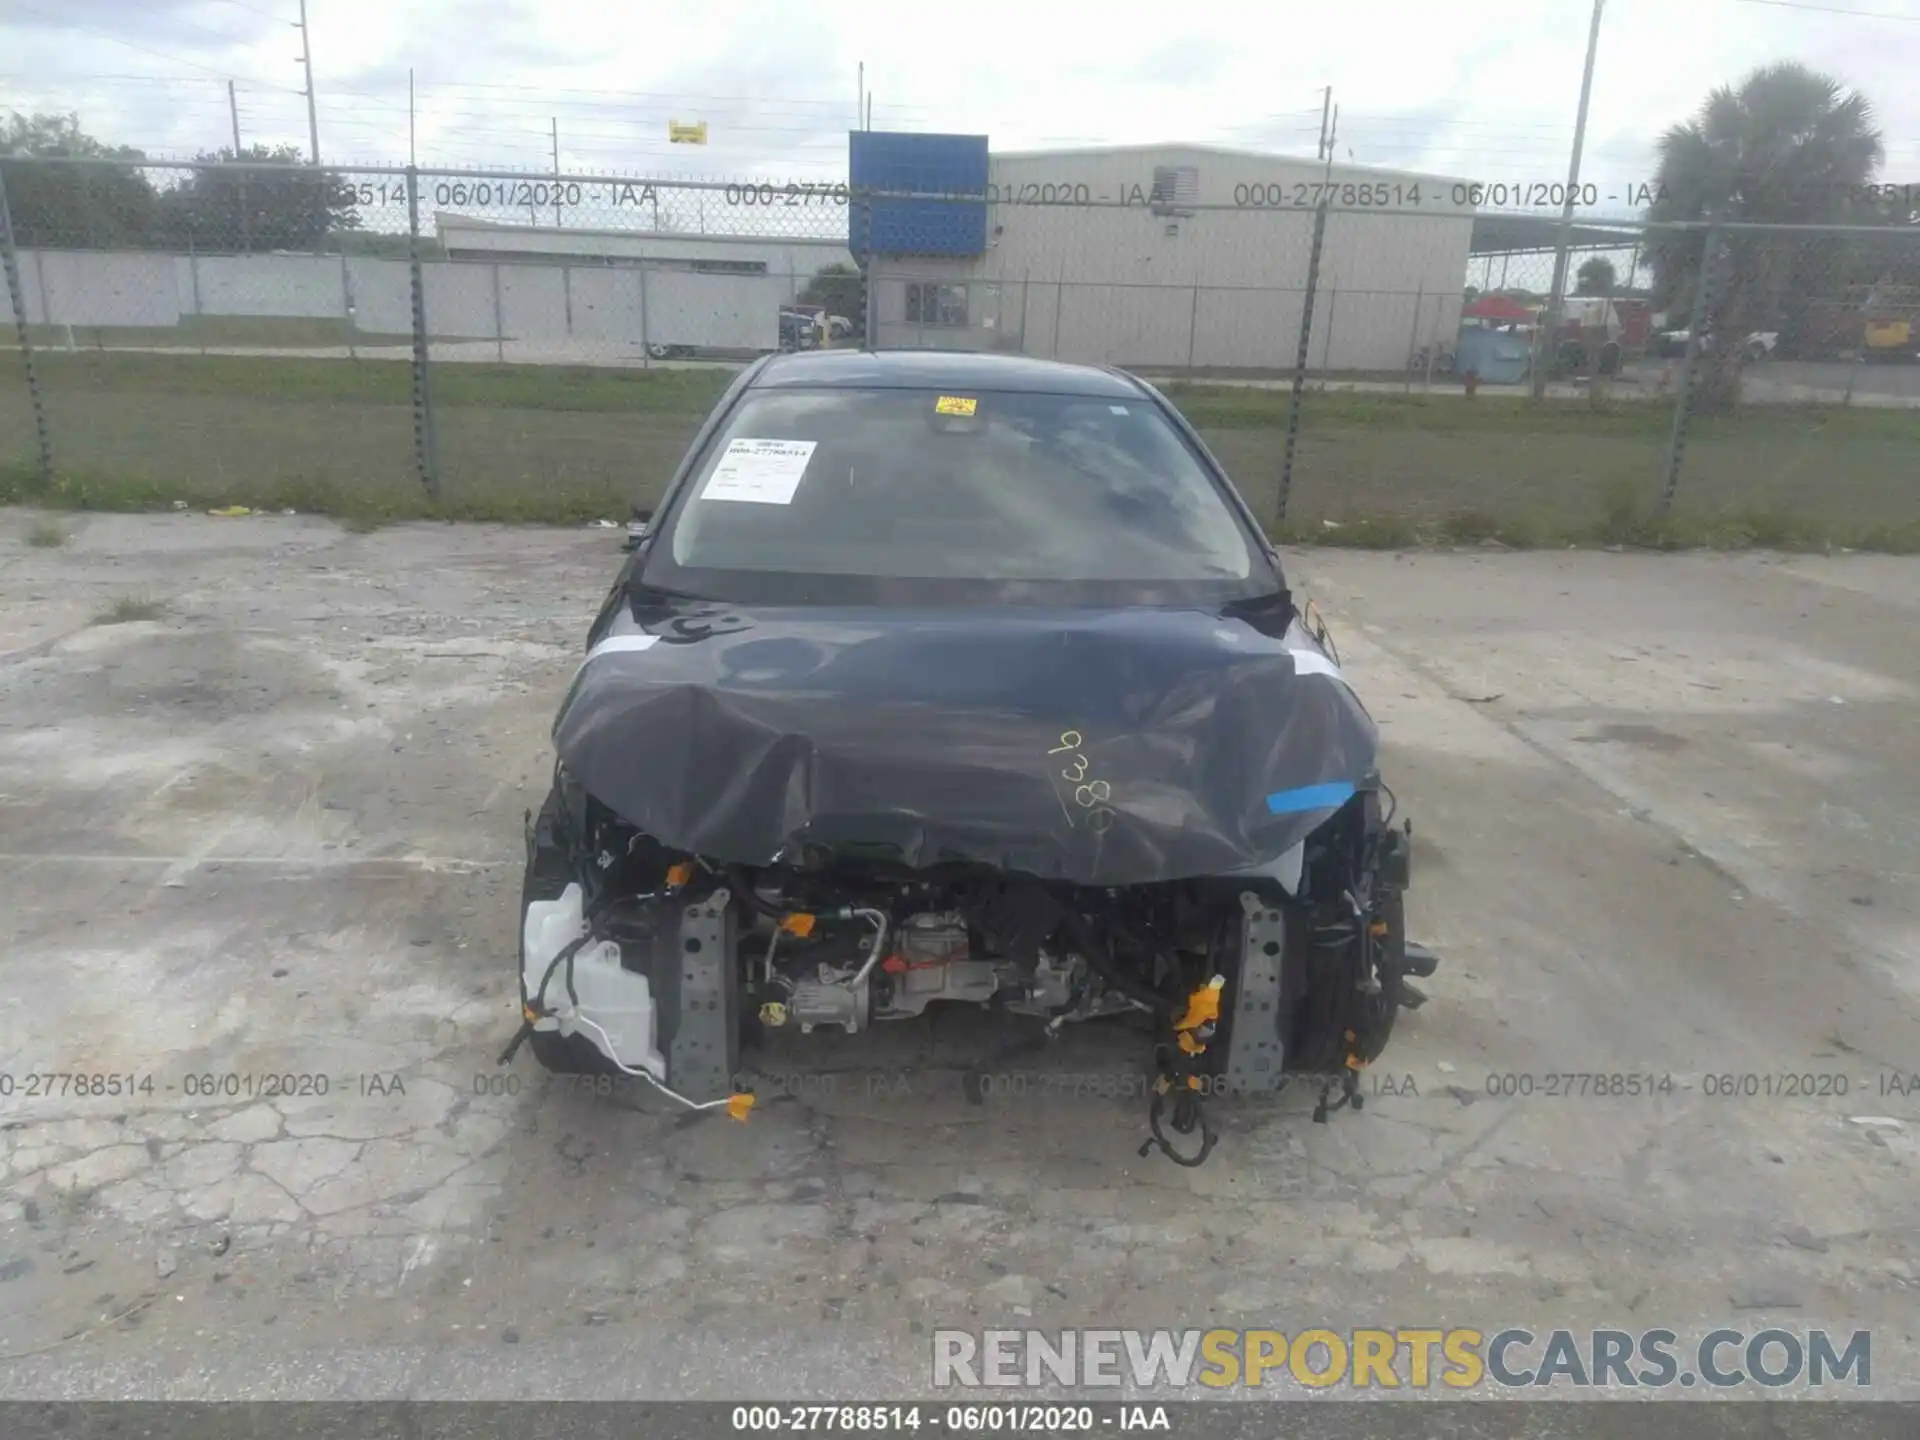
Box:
[1462,294,1537,324]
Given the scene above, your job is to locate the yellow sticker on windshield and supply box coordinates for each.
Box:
[934,395,978,416]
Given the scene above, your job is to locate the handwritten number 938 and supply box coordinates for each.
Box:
[1047,731,1117,833]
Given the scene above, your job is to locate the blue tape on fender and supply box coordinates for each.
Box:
[1265,780,1357,815]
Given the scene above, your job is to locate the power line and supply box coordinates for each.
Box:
[197,0,294,19]
[315,103,862,137]
[0,71,937,115]
[1731,0,1920,17]
[313,123,855,152]
[395,96,936,122]
[377,77,938,106]
[4,92,242,110]
[24,4,277,55]
[6,9,300,86]
[0,72,253,86]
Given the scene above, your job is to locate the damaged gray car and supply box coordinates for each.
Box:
[503,350,1435,1165]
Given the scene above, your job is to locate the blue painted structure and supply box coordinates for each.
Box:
[848,131,988,260]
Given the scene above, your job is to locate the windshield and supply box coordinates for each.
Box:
[640,385,1270,604]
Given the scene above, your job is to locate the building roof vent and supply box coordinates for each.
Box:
[1149,164,1199,215]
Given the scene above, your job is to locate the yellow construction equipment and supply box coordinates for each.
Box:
[1857,281,1920,362]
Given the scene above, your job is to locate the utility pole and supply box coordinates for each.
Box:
[1316,87,1332,160]
[228,80,251,251]
[296,0,321,164]
[551,117,563,227]
[408,68,417,165]
[858,62,864,131]
[1532,0,1605,400]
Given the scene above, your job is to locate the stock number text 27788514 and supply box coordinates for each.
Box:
[1234,180,1425,208]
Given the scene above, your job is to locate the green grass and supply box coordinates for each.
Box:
[1433,509,1549,547]
[25,518,67,547]
[92,595,167,625]
[22,315,416,352]
[1265,502,1918,554]
[1275,514,1422,549]
[8,349,732,411]
[0,350,1914,549]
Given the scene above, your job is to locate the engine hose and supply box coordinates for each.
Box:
[1063,909,1176,1016]
[727,865,786,920]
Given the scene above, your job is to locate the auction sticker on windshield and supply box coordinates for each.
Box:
[702,438,817,504]
[934,395,978,416]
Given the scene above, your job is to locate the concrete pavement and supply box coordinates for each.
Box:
[0,513,1914,1399]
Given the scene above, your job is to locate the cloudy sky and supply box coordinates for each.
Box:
[4,0,1918,213]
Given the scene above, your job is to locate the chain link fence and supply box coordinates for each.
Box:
[2,155,1917,542]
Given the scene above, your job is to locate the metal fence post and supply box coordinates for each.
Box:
[33,250,60,351]
[1403,283,1424,394]
[1276,200,1331,524]
[1051,272,1064,359]
[1659,225,1721,514]
[187,239,207,355]
[0,165,55,488]
[859,190,874,351]
[1186,281,1200,378]
[340,251,358,361]
[1018,269,1030,354]
[491,261,505,365]
[405,165,442,502]
[637,262,650,369]
[1321,283,1338,373]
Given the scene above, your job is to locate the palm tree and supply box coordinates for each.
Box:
[1643,64,1883,407]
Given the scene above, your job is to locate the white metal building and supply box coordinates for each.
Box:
[436,214,854,282]
[869,143,1474,371]
[434,215,856,352]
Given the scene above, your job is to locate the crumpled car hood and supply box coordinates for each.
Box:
[551,597,1377,886]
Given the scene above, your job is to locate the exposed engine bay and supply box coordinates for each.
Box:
[508,449,1443,1166]
[498,351,1448,1165]
[508,763,1436,1167]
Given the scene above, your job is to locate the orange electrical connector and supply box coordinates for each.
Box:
[1175,975,1227,1055]
[779,913,816,937]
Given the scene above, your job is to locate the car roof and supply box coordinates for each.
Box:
[749,348,1147,399]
